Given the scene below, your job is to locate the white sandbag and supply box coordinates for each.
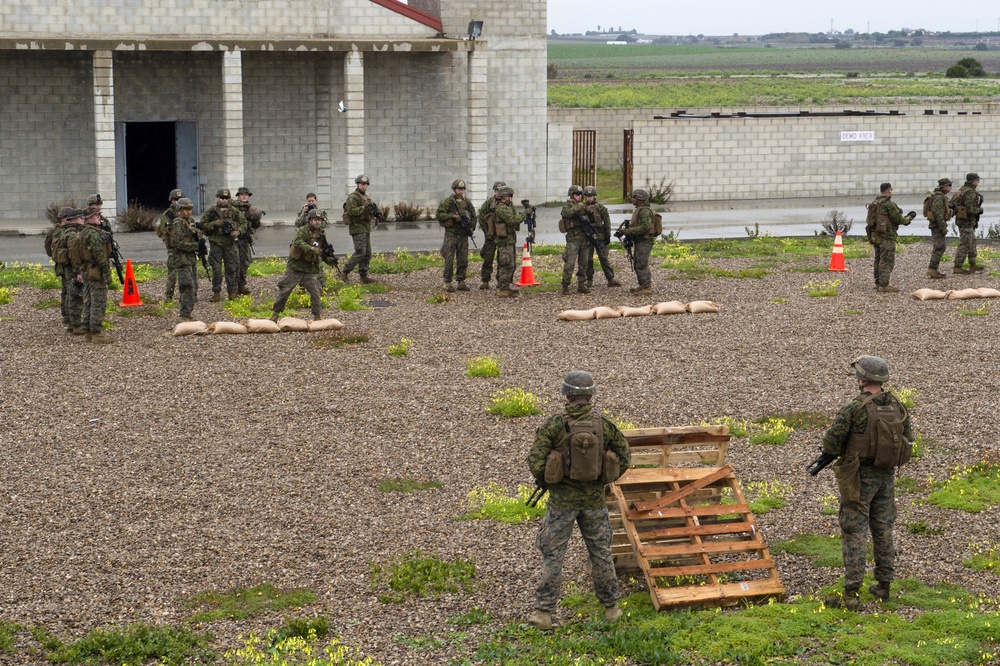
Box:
[910,289,947,301]
[652,301,687,315]
[209,321,248,334]
[308,318,345,332]
[278,316,310,332]
[557,309,596,321]
[617,305,652,317]
[946,288,983,300]
[244,318,281,333]
[592,306,622,319]
[976,287,1000,298]
[687,300,720,314]
[171,321,208,336]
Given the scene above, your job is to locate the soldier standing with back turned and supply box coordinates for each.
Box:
[74,206,114,344]
[158,188,185,301]
[865,183,915,293]
[619,188,656,296]
[478,180,505,290]
[952,173,985,274]
[925,178,952,279]
[232,186,264,295]
[493,186,523,298]
[583,185,620,289]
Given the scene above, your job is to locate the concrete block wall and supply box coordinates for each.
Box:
[0,52,95,221]
[546,123,573,202]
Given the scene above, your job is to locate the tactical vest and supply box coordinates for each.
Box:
[629,204,656,239]
[544,412,618,484]
[69,228,95,266]
[483,199,499,238]
[845,394,910,470]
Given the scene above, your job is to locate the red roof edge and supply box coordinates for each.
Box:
[368,0,443,32]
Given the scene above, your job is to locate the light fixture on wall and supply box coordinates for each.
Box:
[467,20,483,40]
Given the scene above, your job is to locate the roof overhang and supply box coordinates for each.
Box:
[0,37,482,53]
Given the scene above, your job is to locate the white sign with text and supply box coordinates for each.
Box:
[840,131,875,142]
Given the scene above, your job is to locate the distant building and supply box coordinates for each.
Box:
[606,41,628,45]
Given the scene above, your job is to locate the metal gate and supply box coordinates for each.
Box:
[623,129,634,200]
[572,129,596,188]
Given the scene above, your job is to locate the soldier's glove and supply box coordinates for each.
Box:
[229,230,241,240]
[906,211,917,220]
[309,245,322,256]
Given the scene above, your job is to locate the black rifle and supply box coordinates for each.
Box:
[575,211,602,249]
[526,482,547,508]
[806,451,837,476]
[221,220,235,237]
[102,230,125,284]
[613,219,635,271]
[320,233,340,270]
[369,202,384,225]
[521,199,537,252]
[196,237,210,276]
[451,200,477,248]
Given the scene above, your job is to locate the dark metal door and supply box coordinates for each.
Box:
[572,129,596,188]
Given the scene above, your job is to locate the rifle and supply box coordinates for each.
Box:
[320,233,340,269]
[521,199,537,252]
[102,230,125,284]
[613,220,635,271]
[369,202,384,226]
[526,482,547,508]
[196,237,210,276]
[806,451,837,476]
[450,200,477,248]
[575,211,602,249]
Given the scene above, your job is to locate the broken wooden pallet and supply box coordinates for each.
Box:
[611,465,785,610]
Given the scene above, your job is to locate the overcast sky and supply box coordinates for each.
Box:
[547,0,1000,36]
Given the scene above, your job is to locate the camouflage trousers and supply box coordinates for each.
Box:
[273,267,323,318]
[928,229,947,270]
[236,236,253,289]
[165,249,177,298]
[342,232,372,277]
[954,224,977,268]
[174,258,198,319]
[496,243,517,290]
[534,505,621,612]
[82,272,110,333]
[586,241,615,283]
[873,240,896,287]
[633,238,654,288]
[441,232,470,283]
[208,240,239,296]
[839,464,896,590]
[61,266,85,327]
[480,236,498,284]
[561,239,590,288]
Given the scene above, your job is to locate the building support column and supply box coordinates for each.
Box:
[315,55,333,205]
[467,47,488,204]
[221,51,245,190]
[92,51,117,216]
[343,49,365,193]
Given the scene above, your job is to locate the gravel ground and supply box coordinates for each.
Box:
[1,240,999,665]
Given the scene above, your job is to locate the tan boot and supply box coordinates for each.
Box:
[456,281,470,291]
[71,325,87,336]
[238,286,252,295]
[877,285,900,293]
[527,609,552,630]
[360,275,374,284]
[825,587,860,611]
[338,270,350,282]
[868,581,890,602]
[632,287,653,296]
[269,313,280,323]
[954,266,970,274]
[89,331,113,344]
[604,605,623,622]
[444,282,455,293]
[479,281,490,290]
[607,277,622,287]
[561,286,570,295]
[577,284,591,294]
[970,263,986,272]
[926,268,945,279]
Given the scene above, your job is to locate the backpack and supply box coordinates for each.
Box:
[847,394,911,470]
[653,212,663,236]
[544,412,619,484]
[69,229,92,267]
[44,227,58,258]
[922,195,935,223]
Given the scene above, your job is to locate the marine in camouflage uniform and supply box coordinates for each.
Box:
[199,188,248,301]
[271,210,337,321]
[341,175,375,283]
[77,206,114,343]
[526,371,630,630]
[45,207,84,332]
[582,186,620,288]
[477,181,505,289]
[820,355,912,610]
[86,194,112,233]
[232,186,264,295]
[620,189,656,296]
[294,193,319,228]
[493,187,523,297]
[865,183,915,293]
[952,173,985,274]
[158,189,184,301]
[560,185,592,294]
[435,179,478,292]
[59,211,88,334]
[925,178,953,278]
[168,199,201,321]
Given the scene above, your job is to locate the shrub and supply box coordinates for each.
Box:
[547,63,558,80]
[376,203,392,222]
[486,387,543,417]
[958,57,986,76]
[46,198,80,226]
[803,278,840,297]
[745,480,791,515]
[749,417,793,446]
[0,287,14,306]
[845,71,860,77]
[820,209,852,235]
[393,202,423,223]
[335,286,369,311]
[116,202,160,232]
[834,41,851,50]
[643,177,674,206]
[44,623,212,665]
[466,355,501,378]
[386,337,412,356]
[224,630,373,666]
[370,551,476,603]
[946,64,969,78]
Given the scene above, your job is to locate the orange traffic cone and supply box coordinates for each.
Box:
[119,259,144,306]
[828,230,849,272]
[515,242,540,287]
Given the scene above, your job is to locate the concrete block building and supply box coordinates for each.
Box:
[0,0,557,220]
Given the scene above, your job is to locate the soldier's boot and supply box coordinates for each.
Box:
[527,609,552,631]
[84,331,93,342]
[498,289,519,298]
[632,287,653,296]
[607,277,622,287]
[227,292,239,301]
[479,281,490,290]
[444,282,456,293]
[456,281,470,292]
[338,270,350,283]
[238,285,252,295]
[89,331,113,345]
[577,284,591,294]
[954,266,970,274]
[561,286,570,295]
[604,605,623,622]
[868,581,891,603]
[210,292,221,302]
[877,285,900,293]
[824,587,861,611]
[926,268,946,279]
[970,262,986,272]
[360,275,374,284]
[71,325,87,336]
[586,279,593,288]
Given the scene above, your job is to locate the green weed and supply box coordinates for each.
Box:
[392,632,446,651]
[0,286,14,305]
[335,286,370,311]
[377,478,443,493]
[271,616,330,644]
[803,278,840,297]
[246,256,288,277]
[964,542,1000,573]
[486,387,543,418]
[184,583,316,624]
[457,483,546,524]
[367,249,442,274]
[749,417,793,446]
[311,329,370,349]
[128,263,167,282]
[912,432,933,459]
[386,337,413,356]
[425,292,452,304]
[223,629,373,666]
[770,297,787,304]
[223,295,276,319]
[530,242,566,257]
[887,384,919,409]
[771,533,844,567]
[0,262,61,289]
[285,290,331,311]
[758,411,830,430]
[745,480,791,515]
[0,620,20,654]
[958,303,990,316]
[895,476,925,495]
[819,494,839,515]
[842,308,864,315]
[370,551,476,603]
[33,297,61,309]
[907,520,945,536]
[466,355,501,378]
[701,416,749,438]
[42,622,212,665]
[927,456,1000,513]
[602,409,636,431]
[449,608,493,626]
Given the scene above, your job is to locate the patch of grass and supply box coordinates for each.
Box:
[912,432,933,459]
[425,292,452,303]
[0,620,21,654]
[335,285,370,311]
[841,308,864,315]
[0,262,61,289]
[270,616,330,644]
[370,550,476,604]
[377,478,443,493]
[311,328,370,349]
[964,542,1000,573]
[745,480,791,515]
[246,256,288,277]
[129,263,168,282]
[803,278,840,297]
[758,411,830,430]
[457,483,546,524]
[223,630,373,666]
[448,608,493,627]
[528,242,565,257]
[749,416,793,446]
[701,416,749,438]
[184,583,316,624]
[819,494,839,515]
[285,290,331,311]
[392,632,446,651]
[224,295,276,319]
[386,337,413,356]
[770,297,787,304]
[33,296,61,309]
[772,533,845,567]
[895,476,925,495]
[927,455,1000,513]
[784,265,828,273]
[957,302,990,316]
[466,355,501,378]
[907,520,945,536]
[43,622,213,665]
[886,384,918,409]
[486,387,543,418]
[602,409,636,431]
[0,286,14,305]
[368,249,442,274]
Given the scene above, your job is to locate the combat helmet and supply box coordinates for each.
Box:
[451,179,467,190]
[498,186,514,198]
[176,198,194,210]
[583,185,597,197]
[87,194,103,206]
[568,185,583,197]
[851,355,889,383]
[169,188,185,202]
[561,370,597,397]
[57,206,77,220]
[355,175,370,185]
[966,172,981,183]
[492,180,507,192]
[215,188,232,199]
[236,186,252,196]
[631,188,650,201]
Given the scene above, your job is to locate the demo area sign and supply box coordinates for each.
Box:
[840,131,875,141]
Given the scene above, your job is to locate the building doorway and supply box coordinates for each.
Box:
[114,121,199,212]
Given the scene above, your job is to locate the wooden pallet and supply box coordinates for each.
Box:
[611,465,785,610]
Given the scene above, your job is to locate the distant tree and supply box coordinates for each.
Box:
[844,28,855,35]
[550,29,557,37]
[946,64,970,78]
[597,25,601,32]
[873,32,886,43]
[911,37,923,46]
[834,40,851,49]
[957,57,986,75]
[615,33,636,43]
[733,32,739,37]
[618,26,622,32]
[893,39,908,47]
[975,42,989,51]
[547,64,558,80]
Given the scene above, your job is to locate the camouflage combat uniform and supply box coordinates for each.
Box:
[953,181,984,272]
[560,198,591,292]
[45,215,77,329]
[926,186,952,273]
[342,188,374,280]
[76,221,112,335]
[232,197,263,294]
[584,200,616,286]
[60,219,86,332]
[158,204,180,300]
[435,192,478,289]
[200,200,248,298]
[527,403,631,612]
[866,195,911,289]
[169,211,201,320]
[822,391,912,593]
[493,197,523,293]
[272,221,336,319]
[622,202,656,290]
[478,194,501,287]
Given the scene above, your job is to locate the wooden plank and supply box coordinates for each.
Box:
[631,465,735,513]
[629,503,751,520]
[642,540,769,558]
[617,465,729,486]
[652,579,786,610]
[647,559,777,577]
[636,521,755,540]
